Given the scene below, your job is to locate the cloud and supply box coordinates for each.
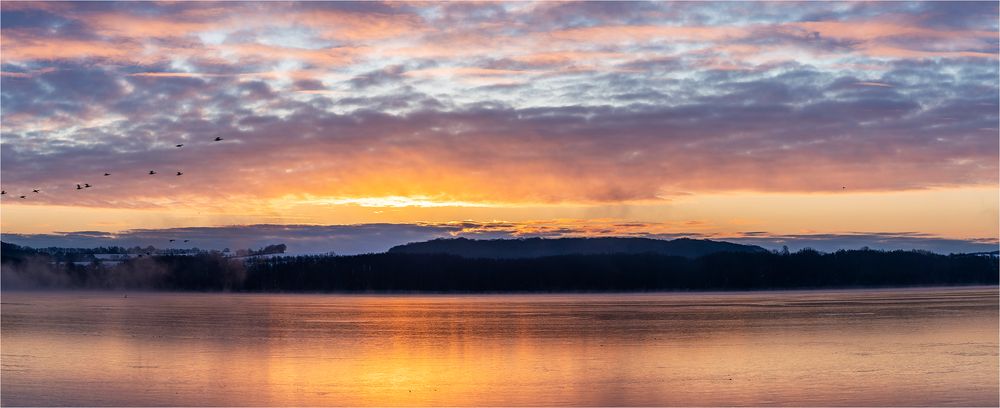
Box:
[0,2,996,219]
[726,232,999,255]
[3,223,994,255]
[348,64,407,89]
[854,81,893,87]
[1,80,996,207]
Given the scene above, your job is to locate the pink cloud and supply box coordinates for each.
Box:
[790,20,995,42]
[547,25,750,43]
[1,37,141,63]
[854,81,893,87]
[0,67,57,78]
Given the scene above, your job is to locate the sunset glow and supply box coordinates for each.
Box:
[1,1,997,253]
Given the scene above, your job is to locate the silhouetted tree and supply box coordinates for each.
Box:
[2,242,997,292]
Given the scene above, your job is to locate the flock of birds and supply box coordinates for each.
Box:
[2,137,229,250]
[2,137,224,199]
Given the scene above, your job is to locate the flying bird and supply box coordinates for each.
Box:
[169,239,176,242]
[149,170,157,175]
[76,184,83,190]
[184,240,189,243]
[19,195,26,199]
[176,171,183,176]
[1,191,6,195]
[84,184,92,188]
[214,137,223,141]
[32,189,40,193]
[176,144,184,148]
[104,173,111,176]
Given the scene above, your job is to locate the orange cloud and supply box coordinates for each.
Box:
[548,25,750,44]
[857,44,996,59]
[290,9,427,42]
[509,51,628,66]
[1,38,141,63]
[790,21,996,42]
[85,12,218,38]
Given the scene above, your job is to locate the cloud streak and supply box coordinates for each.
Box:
[3,222,994,256]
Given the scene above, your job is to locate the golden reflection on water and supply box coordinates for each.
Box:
[2,287,998,406]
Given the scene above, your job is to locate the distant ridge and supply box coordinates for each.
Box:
[4,240,996,292]
[387,237,767,259]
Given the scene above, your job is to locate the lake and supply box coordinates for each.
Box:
[2,287,997,406]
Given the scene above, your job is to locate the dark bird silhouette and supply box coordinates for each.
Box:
[84,184,92,188]
[32,189,40,193]
[149,170,157,175]
[184,240,190,243]
[76,184,83,190]
[1,190,6,195]
[169,239,176,242]
[176,144,184,148]
[842,186,846,189]
[19,195,26,199]
[104,173,110,176]
[176,171,183,176]
[214,137,223,141]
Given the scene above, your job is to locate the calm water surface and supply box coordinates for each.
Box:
[2,287,997,406]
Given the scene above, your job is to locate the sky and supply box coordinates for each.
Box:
[1,1,997,254]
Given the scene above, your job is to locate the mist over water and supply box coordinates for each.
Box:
[2,287,997,406]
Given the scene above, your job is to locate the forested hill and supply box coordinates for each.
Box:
[2,241,997,292]
[388,237,767,259]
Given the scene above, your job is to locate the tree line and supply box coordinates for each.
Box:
[2,241,996,292]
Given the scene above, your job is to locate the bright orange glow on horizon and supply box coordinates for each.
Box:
[3,187,996,245]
